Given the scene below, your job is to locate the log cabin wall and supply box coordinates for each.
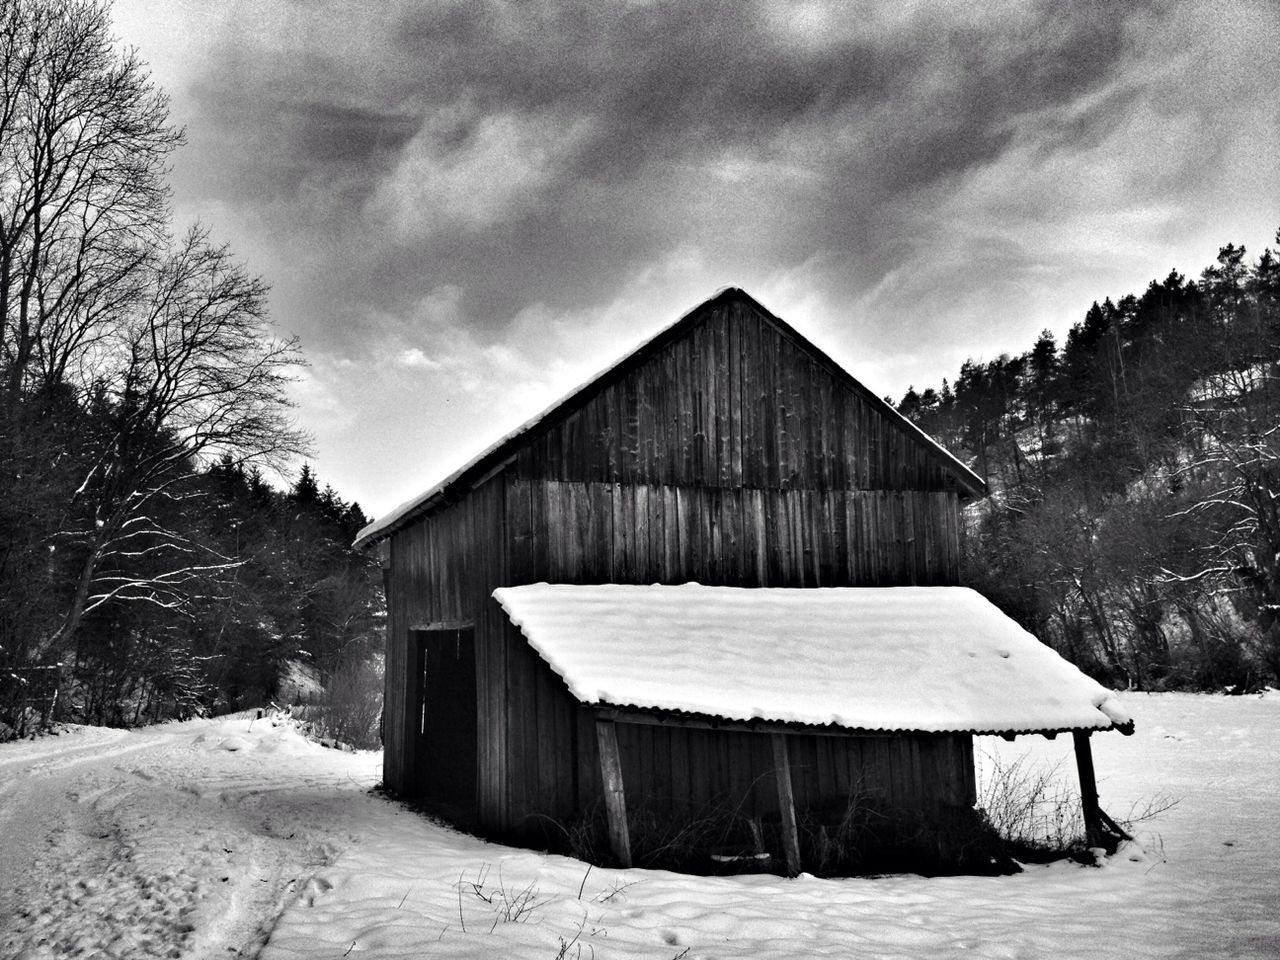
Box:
[382,292,977,838]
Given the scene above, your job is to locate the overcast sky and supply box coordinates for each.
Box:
[109,0,1280,519]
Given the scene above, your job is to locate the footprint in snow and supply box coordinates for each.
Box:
[301,875,334,907]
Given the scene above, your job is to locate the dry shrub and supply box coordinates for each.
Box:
[796,788,889,874]
[798,789,1012,877]
[307,654,383,750]
[978,748,1182,864]
[545,797,765,874]
[547,786,1012,877]
[978,750,1087,861]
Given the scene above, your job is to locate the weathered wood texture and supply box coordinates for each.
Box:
[1073,730,1104,847]
[382,472,504,814]
[511,301,967,494]
[381,294,975,842]
[772,733,802,876]
[583,724,977,827]
[508,478,960,587]
[597,720,633,867]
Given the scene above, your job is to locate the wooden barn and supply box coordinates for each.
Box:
[355,288,1132,872]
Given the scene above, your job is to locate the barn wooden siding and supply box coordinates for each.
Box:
[381,293,976,838]
[382,473,505,815]
[606,726,977,825]
[385,474,964,826]
[511,299,969,494]
[510,480,961,588]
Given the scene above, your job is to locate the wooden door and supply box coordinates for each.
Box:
[413,627,478,819]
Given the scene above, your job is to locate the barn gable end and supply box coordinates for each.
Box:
[356,288,983,549]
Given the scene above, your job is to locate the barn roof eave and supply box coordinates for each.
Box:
[592,703,1134,739]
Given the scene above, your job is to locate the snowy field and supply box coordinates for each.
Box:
[1,692,1277,960]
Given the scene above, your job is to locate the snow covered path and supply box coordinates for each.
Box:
[1,693,1278,959]
[0,714,379,959]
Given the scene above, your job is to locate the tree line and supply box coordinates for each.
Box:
[899,235,1280,691]
[0,0,379,736]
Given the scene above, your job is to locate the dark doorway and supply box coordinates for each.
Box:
[412,626,477,820]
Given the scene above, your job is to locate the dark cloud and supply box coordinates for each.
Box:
[167,0,1152,354]
[186,79,418,209]
[383,0,1135,175]
[119,0,1278,510]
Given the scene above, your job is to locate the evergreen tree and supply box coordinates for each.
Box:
[901,230,1280,692]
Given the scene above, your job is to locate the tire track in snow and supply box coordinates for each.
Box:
[0,717,378,960]
[1,734,206,960]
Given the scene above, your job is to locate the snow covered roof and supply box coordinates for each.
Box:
[354,288,986,548]
[492,583,1132,735]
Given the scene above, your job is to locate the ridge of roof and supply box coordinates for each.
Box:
[355,288,986,548]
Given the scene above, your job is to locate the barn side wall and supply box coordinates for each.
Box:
[383,473,506,813]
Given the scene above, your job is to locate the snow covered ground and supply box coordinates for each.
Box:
[1,692,1277,959]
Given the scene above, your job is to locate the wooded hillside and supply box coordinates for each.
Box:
[899,234,1280,691]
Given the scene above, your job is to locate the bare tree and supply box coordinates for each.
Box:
[49,228,308,651]
[0,0,309,668]
[0,0,176,399]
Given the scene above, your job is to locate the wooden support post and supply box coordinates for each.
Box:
[596,720,632,868]
[771,733,802,877]
[1073,729,1104,848]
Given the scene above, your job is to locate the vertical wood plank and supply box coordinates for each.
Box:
[761,321,778,489]
[903,491,918,585]
[728,303,744,485]
[534,666,557,817]
[1073,730,1105,847]
[576,707,601,812]
[635,484,652,582]
[594,482,613,583]
[383,535,405,792]
[772,734,802,876]
[749,489,767,587]
[706,488,722,584]
[597,720,633,867]
[961,734,977,806]
[661,485,680,582]
[775,332,791,489]
[659,343,677,485]
[688,323,705,486]
[675,337,693,482]
[507,477,533,585]
[517,634,540,834]
[715,308,732,487]
[635,364,651,485]
[670,727,691,818]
